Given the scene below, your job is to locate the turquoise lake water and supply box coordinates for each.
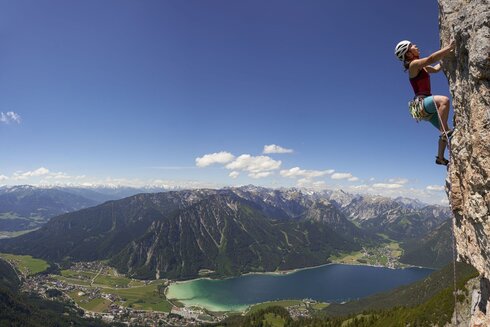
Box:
[166,264,434,311]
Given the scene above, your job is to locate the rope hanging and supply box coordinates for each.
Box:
[433,97,459,323]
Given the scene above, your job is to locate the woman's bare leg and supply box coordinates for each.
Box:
[438,136,447,161]
[432,95,451,163]
[433,95,451,133]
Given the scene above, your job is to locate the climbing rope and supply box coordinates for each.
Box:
[433,98,459,323]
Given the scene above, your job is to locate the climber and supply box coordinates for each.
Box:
[395,40,455,165]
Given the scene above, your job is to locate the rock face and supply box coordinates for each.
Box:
[438,0,490,325]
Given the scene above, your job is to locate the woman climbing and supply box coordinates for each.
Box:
[394,40,455,165]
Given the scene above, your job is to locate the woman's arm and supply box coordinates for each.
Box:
[425,64,442,73]
[410,41,455,73]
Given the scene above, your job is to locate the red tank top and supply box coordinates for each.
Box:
[409,68,431,97]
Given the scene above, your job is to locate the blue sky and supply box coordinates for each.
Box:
[0,0,452,204]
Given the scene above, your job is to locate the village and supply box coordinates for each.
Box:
[3,254,326,326]
[331,242,407,270]
[18,261,225,326]
[22,270,324,325]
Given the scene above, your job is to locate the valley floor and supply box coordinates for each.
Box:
[1,243,424,326]
[330,241,408,269]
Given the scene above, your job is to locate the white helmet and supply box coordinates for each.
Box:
[395,40,411,61]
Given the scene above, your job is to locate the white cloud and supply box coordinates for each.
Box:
[195,151,235,167]
[43,172,71,180]
[427,185,445,191]
[13,167,50,180]
[348,177,359,182]
[388,178,409,185]
[196,151,281,179]
[9,168,88,184]
[297,178,327,190]
[263,144,293,154]
[149,166,197,170]
[249,171,272,179]
[280,167,334,179]
[225,154,281,175]
[12,173,27,181]
[0,111,21,124]
[27,167,50,177]
[372,183,404,189]
[350,184,369,190]
[0,175,8,181]
[331,172,354,180]
[135,179,223,189]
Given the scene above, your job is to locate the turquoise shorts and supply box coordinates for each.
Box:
[423,96,441,130]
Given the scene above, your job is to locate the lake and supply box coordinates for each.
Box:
[166,264,434,311]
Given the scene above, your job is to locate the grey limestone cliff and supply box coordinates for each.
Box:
[438,0,490,325]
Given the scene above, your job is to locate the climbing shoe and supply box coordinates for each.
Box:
[435,156,449,166]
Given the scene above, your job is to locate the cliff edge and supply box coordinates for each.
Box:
[438,0,490,325]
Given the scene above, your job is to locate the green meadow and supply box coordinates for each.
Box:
[0,229,38,239]
[0,253,50,276]
[68,291,112,312]
[94,274,132,288]
[60,269,172,313]
[60,269,145,288]
[53,275,92,286]
[61,269,97,280]
[109,282,172,312]
[311,302,330,310]
[330,241,405,266]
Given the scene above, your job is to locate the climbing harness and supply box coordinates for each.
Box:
[408,97,433,122]
[433,98,459,323]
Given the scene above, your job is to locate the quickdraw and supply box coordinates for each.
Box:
[408,97,433,122]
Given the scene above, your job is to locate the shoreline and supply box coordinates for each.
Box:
[166,262,335,289]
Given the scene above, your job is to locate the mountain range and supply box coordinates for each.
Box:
[0,185,171,232]
[0,186,452,278]
[0,186,98,232]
